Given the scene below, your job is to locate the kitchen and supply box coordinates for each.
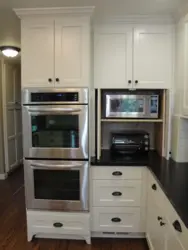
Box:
[0,0,188,249]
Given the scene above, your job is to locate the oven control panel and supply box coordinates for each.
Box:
[31,92,79,102]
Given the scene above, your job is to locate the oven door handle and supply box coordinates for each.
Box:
[27,108,82,113]
[30,162,83,170]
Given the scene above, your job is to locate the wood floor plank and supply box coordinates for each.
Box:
[0,167,149,250]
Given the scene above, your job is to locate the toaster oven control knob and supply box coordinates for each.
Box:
[144,135,149,139]
[145,147,149,151]
[145,141,148,145]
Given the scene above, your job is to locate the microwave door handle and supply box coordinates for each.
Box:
[30,163,82,170]
[27,108,82,113]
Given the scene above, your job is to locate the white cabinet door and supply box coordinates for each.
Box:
[166,224,185,250]
[133,26,172,89]
[22,18,54,88]
[94,26,133,88]
[183,21,188,116]
[146,189,166,250]
[55,18,90,87]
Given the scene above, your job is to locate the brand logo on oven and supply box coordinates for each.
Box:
[123,139,135,144]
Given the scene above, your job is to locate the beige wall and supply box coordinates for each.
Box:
[0,60,5,173]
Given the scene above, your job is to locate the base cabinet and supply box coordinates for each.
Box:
[27,210,91,244]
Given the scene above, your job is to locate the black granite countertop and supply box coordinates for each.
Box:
[91,150,188,229]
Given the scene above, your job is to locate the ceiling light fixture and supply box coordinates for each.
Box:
[0,46,21,58]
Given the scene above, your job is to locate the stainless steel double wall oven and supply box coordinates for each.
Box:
[22,88,89,212]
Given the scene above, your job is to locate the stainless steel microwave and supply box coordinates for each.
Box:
[104,94,159,119]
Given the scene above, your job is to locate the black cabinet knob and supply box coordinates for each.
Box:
[112,191,122,197]
[56,78,60,82]
[135,80,138,84]
[53,222,63,228]
[48,78,52,82]
[112,171,122,176]
[111,217,121,223]
[152,184,157,190]
[173,220,182,233]
[160,221,166,226]
[157,216,163,221]
[128,80,132,84]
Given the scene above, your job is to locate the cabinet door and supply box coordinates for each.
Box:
[183,21,188,116]
[94,26,133,88]
[166,224,185,250]
[55,18,90,87]
[146,190,166,250]
[133,25,172,89]
[22,18,54,88]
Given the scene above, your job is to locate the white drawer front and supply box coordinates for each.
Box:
[27,211,90,236]
[92,207,142,233]
[92,180,141,207]
[91,167,143,180]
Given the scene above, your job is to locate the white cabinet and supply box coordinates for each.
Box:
[94,26,133,89]
[22,18,54,87]
[16,8,93,88]
[94,24,173,89]
[133,26,172,89]
[55,18,90,87]
[146,170,186,250]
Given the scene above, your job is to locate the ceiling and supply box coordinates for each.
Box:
[0,0,187,47]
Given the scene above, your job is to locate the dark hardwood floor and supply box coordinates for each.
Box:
[0,167,149,250]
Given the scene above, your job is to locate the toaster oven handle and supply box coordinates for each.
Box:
[27,108,82,113]
[30,162,82,170]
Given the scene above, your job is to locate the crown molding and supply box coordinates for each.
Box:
[14,6,95,19]
[94,14,175,25]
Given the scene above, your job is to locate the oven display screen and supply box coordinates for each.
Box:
[31,92,79,102]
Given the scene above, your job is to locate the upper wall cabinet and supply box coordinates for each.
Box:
[94,24,173,89]
[94,26,133,89]
[15,7,94,88]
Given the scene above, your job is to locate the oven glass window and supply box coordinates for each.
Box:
[31,115,79,148]
[34,169,80,201]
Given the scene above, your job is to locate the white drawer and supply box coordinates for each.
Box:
[92,180,142,207]
[91,207,142,233]
[91,167,143,180]
[27,211,90,236]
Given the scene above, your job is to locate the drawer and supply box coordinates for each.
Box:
[91,207,142,233]
[92,180,142,207]
[27,210,90,236]
[91,167,143,180]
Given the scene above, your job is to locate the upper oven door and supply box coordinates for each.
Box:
[105,94,147,118]
[22,105,88,159]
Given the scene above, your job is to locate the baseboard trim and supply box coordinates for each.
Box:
[146,233,153,250]
[0,173,8,180]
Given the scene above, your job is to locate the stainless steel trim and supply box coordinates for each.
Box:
[24,160,89,212]
[31,162,83,169]
[22,88,88,105]
[105,94,159,119]
[27,107,82,113]
[22,104,88,159]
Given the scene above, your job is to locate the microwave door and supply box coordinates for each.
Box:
[22,105,88,159]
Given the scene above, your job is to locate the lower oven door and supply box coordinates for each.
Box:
[22,105,88,159]
[24,160,89,211]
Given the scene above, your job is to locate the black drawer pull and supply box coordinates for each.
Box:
[173,220,182,233]
[111,217,121,223]
[160,221,166,226]
[56,78,60,82]
[48,78,52,82]
[112,191,122,197]
[152,184,157,190]
[53,222,63,228]
[157,216,163,221]
[112,171,122,176]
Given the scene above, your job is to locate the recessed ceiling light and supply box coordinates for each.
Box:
[0,46,21,58]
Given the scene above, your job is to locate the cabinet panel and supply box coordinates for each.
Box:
[134,26,172,89]
[55,19,90,87]
[166,224,185,250]
[22,19,54,87]
[92,180,141,207]
[94,26,133,88]
[92,207,141,232]
[183,21,188,116]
